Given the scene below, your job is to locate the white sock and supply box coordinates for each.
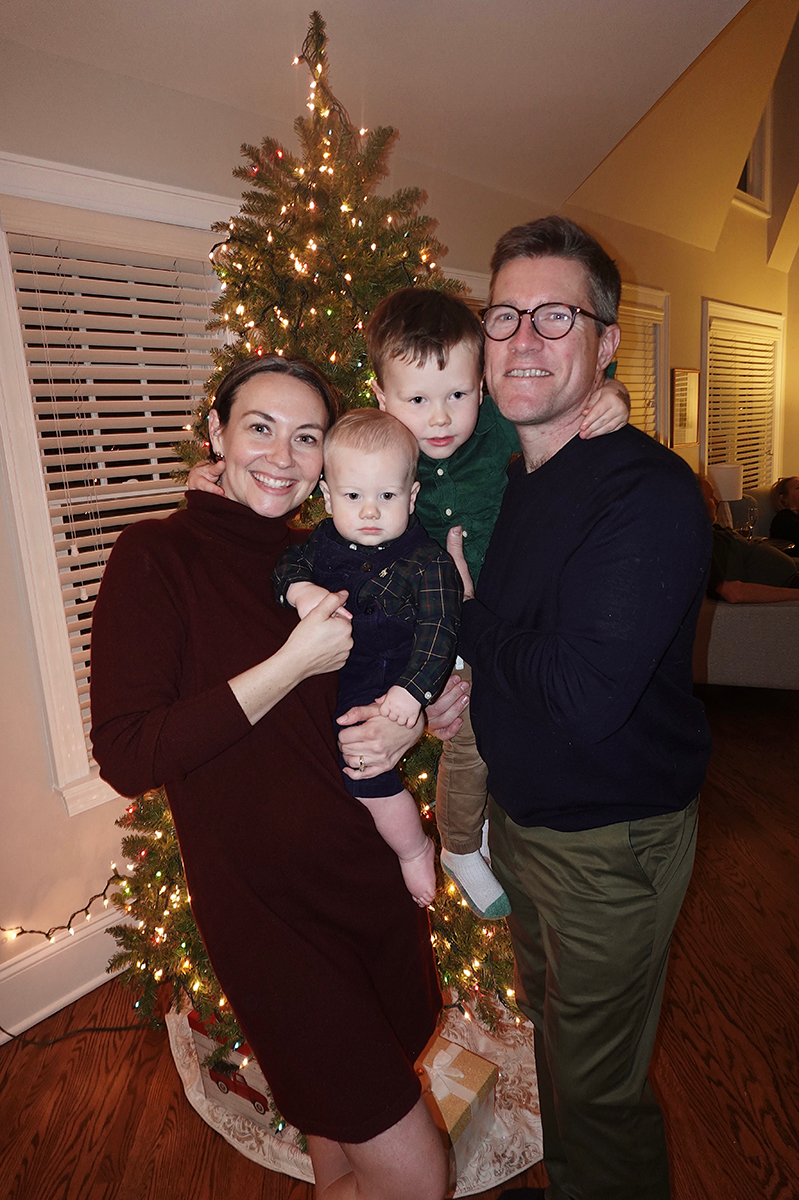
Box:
[440,848,511,919]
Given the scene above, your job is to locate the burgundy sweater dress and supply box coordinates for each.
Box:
[90,491,442,1143]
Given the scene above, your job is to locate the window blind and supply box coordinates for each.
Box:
[615,301,660,438]
[706,315,778,490]
[8,233,219,757]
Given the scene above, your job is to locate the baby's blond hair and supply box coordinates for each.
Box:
[324,408,419,482]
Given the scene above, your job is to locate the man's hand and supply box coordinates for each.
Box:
[579,376,630,439]
[425,672,470,741]
[446,527,474,600]
[187,459,226,495]
[377,685,422,727]
[287,580,351,621]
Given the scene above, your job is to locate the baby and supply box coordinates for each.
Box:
[273,408,462,906]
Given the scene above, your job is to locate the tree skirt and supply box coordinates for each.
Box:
[166,1000,542,1195]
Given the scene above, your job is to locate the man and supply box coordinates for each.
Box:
[700,475,799,602]
[446,217,712,1200]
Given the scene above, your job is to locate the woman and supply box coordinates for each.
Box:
[769,475,799,552]
[90,355,448,1200]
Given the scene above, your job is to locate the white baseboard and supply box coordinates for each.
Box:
[0,907,125,1044]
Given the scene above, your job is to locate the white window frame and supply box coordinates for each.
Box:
[700,298,785,488]
[0,154,237,816]
[733,97,772,217]
[616,283,669,443]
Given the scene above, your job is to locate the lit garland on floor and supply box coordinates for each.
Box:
[175,9,465,476]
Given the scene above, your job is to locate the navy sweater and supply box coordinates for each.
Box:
[458,426,711,831]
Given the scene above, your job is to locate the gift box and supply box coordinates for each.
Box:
[187,1010,275,1130]
[417,1033,499,1182]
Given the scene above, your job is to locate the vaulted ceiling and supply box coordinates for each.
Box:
[2,0,798,261]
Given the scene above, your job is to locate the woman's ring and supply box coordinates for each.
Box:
[359,756,365,772]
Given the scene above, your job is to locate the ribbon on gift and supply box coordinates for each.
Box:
[428,1044,479,1121]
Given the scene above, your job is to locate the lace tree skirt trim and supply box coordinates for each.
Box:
[166,1000,542,1195]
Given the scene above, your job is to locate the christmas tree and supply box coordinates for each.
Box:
[177,9,464,474]
[109,11,519,1122]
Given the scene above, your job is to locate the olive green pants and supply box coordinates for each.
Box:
[490,796,699,1200]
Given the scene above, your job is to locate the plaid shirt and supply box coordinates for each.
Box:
[273,516,462,705]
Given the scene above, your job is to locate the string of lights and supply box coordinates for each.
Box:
[1,874,120,944]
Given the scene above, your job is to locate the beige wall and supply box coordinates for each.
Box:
[783,261,799,468]
[2,7,798,1022]
[3,160,796,995]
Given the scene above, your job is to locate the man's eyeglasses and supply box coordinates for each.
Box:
[480,302,609,342]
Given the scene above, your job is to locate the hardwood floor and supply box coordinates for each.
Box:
[1,684,797,1200]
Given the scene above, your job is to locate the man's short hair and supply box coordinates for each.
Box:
[324,408,419,482]
[365,287,484,387]
[489,216,622,328]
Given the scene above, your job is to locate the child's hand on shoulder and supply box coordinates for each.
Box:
[377,685,422,727]
[579,376,630,439]
[187,459,226,494]
[288,581,352,621]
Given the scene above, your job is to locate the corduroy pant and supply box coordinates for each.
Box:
[435,663,490,854]
[490,796,699,1200]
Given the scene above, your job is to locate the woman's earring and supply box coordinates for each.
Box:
[213,450,225,461]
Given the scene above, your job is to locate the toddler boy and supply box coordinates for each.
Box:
[273,408,462,907]
[365,287,630,919]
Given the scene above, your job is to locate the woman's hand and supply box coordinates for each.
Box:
[229,590,352,725]
[425,673,471,741]
[446,527,474,600]
[337,704,424,779]
[187,459,226,495]
[281,589,353,677]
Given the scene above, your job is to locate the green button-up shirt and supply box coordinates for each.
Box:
[415,395,520,583]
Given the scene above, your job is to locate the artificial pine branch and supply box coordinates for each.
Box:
[173,9,462,479]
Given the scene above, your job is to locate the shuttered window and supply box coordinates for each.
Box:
[1,230,219,810]
[615,287,668,441]
[703,302,784,491]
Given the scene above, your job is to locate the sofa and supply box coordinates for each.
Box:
[693,595,799,688]
[693,483,799,689]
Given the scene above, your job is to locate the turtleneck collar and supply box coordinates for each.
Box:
[185,490,297,555]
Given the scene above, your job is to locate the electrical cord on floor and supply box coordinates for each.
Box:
[0,1017,160,1048]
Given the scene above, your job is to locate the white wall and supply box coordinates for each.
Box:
[2,18,798,1034]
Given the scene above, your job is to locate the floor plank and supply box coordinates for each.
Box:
[1,684,797,1200]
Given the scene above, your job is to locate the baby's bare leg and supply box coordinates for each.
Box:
[359,790,436,907]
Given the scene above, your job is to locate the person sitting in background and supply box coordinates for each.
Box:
[700,476,799,602]
[769,475,799,551]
